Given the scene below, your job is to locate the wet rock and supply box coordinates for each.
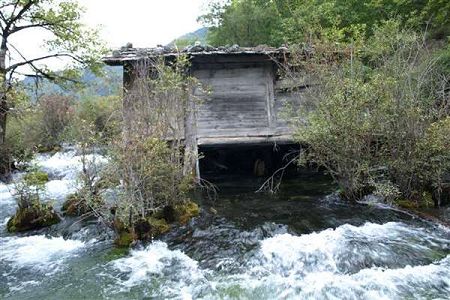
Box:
[7,202,60,232]
[227,44,240,53]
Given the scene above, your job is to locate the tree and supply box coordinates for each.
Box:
[0,0,105,174]
[199,0,283,47]
[200,0,450,46]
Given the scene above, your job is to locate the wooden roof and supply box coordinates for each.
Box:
[103,44,289,66]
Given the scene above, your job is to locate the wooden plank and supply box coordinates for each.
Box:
[198,134,295,146]
[194,68,265,80]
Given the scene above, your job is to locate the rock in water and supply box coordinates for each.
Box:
[7,202,60,232]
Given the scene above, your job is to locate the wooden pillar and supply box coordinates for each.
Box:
[183,85,200,182]
[265,65,276,133]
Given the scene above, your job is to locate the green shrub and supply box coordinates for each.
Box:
[23,170,49,186]
[291,23,449,203]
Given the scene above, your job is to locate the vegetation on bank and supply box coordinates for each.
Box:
[287,22,449,206]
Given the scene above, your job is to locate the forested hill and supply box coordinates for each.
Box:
[169,27,208,47]
[22,66,123,101]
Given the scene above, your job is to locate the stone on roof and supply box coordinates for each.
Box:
[104,43,289,65]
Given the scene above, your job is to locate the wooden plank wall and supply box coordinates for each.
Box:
[194,65,279,139]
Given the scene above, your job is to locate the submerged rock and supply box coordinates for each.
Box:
[7,202,60,232]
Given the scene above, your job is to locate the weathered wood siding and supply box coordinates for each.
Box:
[192,63,294,143]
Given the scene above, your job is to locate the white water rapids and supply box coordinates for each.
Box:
[0,148,449,299]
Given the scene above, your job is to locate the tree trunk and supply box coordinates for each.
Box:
[0,44,10,176]
[0,46,7,145]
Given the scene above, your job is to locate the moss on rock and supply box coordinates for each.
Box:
[113,219,137,248]
[148,217,170,235]
[395,199,419,209]
[23,171,49,186]
[174,201,200,225]
[113,201,199,248]
[7,202,60,232]
[36,144,62,154]
[395,192,435,210]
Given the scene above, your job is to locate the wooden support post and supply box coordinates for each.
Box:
[265,65,276,133]
[183,85,200,182]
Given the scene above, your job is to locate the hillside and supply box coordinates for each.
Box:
[22,66,123,101]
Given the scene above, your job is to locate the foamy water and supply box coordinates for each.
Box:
[101,222,450,299]
[0,236,86,275]
[1,149,449,299]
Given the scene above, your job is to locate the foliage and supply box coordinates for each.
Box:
[199,0,450,46]
[200,0,283,46]
[70,95,122,144]
[63,117,109,218]
[291,23,449,203]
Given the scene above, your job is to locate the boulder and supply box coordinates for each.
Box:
[7,202,60,232]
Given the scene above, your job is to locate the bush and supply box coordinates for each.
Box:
[7,170,60,232]
[291,23,449,204]
[111,137,193,227]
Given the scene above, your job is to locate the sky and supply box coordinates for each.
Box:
[9,0,207,74]
[79,0,206,48]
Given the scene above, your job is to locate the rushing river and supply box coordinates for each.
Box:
[0,149,449,299]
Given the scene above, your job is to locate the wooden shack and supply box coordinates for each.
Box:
[104,45,301,177]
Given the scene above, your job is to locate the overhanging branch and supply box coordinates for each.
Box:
[6,52,84,72]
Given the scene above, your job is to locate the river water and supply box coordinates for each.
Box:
[0,149,449,299]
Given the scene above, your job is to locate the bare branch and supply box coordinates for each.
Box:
[6,42,81,83]
[6,52,84,72]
